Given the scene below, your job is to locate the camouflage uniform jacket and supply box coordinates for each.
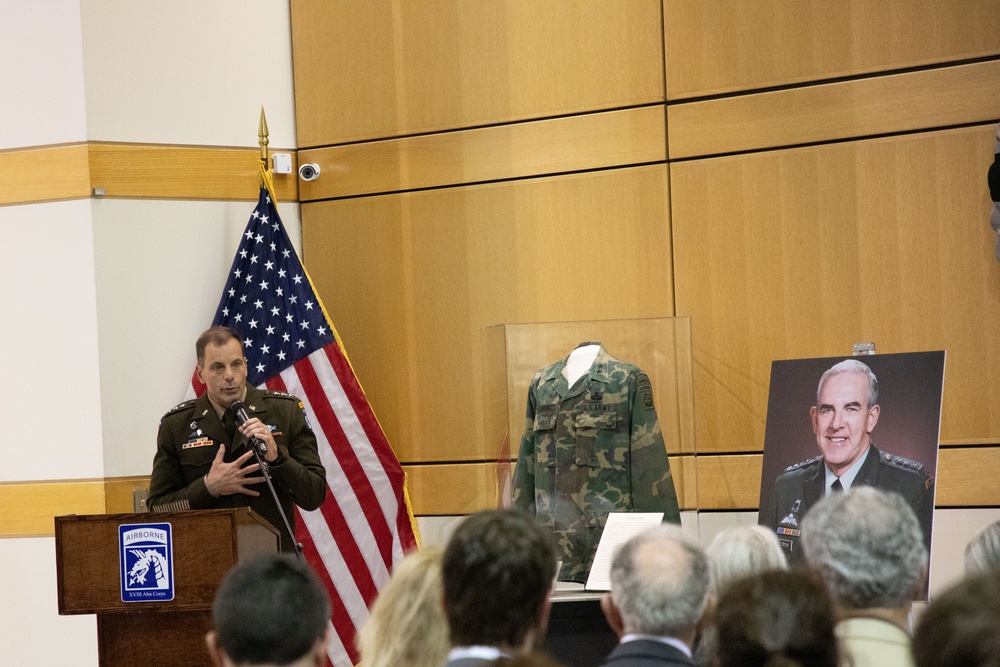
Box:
[512,343,680,582]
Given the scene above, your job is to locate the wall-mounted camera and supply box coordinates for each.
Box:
[298,163,321,181]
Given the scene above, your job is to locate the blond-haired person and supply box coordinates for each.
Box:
[357,547,449,667]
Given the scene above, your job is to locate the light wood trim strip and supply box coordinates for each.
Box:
[5,447,996,537]
[89,144,299,202]
[694,447,1000,510]
[404,456,696,516]
[0,480,106,537]
[668,60,1000,159]
[0,143,300,206]
[299,107,666,201]
[0,144,91,205]
[104,476,151,514]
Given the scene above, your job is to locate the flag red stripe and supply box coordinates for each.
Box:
[297,512,361,666]
[323,345,416,553]
[294,354,397,570]
[267,372,381,606]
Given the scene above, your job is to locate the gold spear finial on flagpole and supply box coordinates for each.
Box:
[257,107,277,201]
[258,107,269,168]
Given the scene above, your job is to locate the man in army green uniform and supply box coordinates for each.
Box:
[765,359,934,562]
[512,342,681,583]
[148,326,326,551]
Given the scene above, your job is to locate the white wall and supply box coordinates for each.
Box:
[0,0,87,149]
[2,2,300,665]
[80,0,297,148]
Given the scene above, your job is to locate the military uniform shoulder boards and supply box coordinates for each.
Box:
[263,390,296,401]
[163,399,195,417]
[784,455,823,472]
[881,452,927,473]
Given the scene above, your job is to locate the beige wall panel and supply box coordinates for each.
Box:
[696,454,764,510]
[668,60,1000,158]
[291,0,664,146]
[935,448,1000,507]
[88,144,299,202]
[664,0,1000,99]
[0,144,91,205]
[299,106,666,200]
[404,464,501,515]
[672,126,1000,454]
[406,455,695,516]
[303,166,673,463]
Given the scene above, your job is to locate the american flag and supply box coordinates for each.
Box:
[190,185,418,666]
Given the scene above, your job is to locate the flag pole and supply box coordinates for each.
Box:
[258,107,277,202]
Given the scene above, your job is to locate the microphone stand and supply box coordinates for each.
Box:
[246,437,304,560]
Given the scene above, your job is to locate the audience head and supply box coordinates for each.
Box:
[357,547,448,667]
[912,570,1000,667]
[442,509,557,652]
[801,487,927,610]
[207,554,331,667]
[964,520,1000,574]
[604,525,710,643]
[714,570,838,667]
[707,524,787,594]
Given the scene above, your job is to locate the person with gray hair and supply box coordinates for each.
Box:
[692,525,788,666]
[598,525,710,667]
[706,524,787,595]
[802,486,928,667]
[964,519,1000,573]
[765,358,934,562]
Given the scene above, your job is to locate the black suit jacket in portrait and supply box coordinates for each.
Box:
[599,639,695,667]
[765,442,934,562]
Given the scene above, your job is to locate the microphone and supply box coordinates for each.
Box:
[229,400,268,458]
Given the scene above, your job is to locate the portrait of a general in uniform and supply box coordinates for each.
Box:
[759,352,944,567]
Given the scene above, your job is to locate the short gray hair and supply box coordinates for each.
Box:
[817,359,878,408]
[801,487,927,609]
[966,520,1000,574]
[707,524,787,594]
[609,525,710,636]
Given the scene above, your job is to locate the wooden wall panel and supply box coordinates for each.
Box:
[290,0,665,146]
[672,126,1000,454]
[664,0,1000,99]
[298,106,666,200]
[303,166,674,463]
[668,60,1000,159]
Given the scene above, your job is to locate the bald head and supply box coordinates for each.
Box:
[608,525,710,637]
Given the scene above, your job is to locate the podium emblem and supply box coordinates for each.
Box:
[119,522,175,602]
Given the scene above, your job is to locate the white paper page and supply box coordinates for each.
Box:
[584,512,664,591]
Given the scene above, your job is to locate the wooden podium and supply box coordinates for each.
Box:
[55,508,279,666]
